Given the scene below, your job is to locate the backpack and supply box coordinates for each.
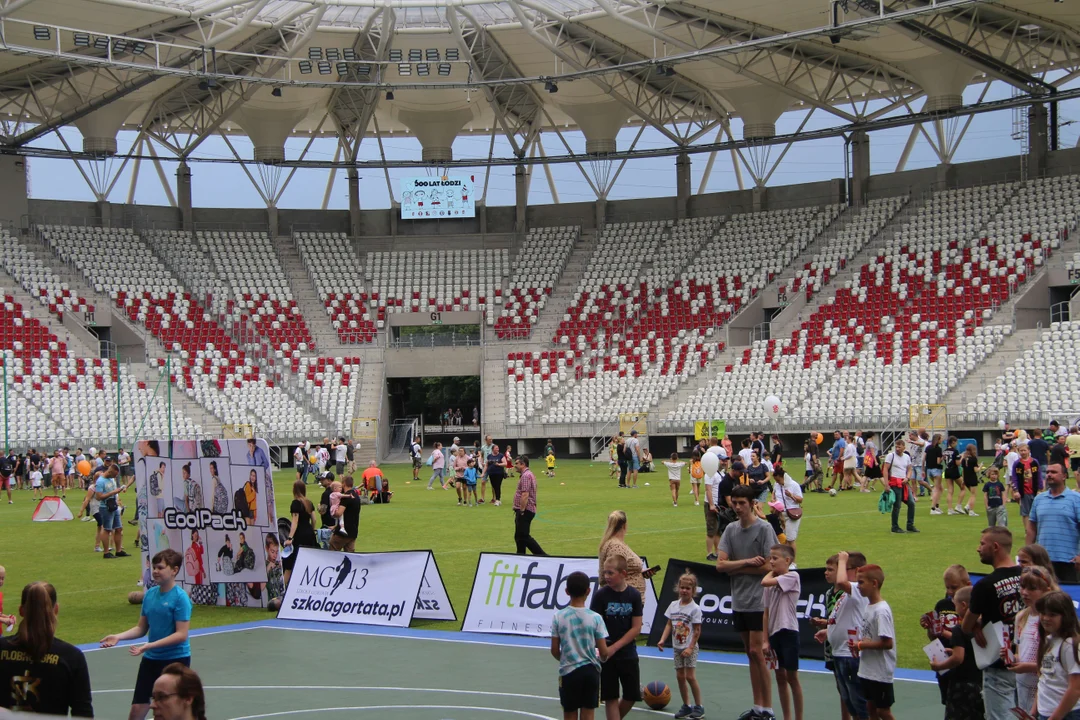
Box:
[878,489,895,514]
[235,488,252,518]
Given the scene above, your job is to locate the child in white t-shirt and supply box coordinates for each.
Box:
[853,565,897,720]
[30,469,43,499]
[1033,590,1080,720]
[663,453,686,508]
[657,570,704,719]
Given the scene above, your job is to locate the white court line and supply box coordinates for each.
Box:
[229,704,558,720]
[93,685,670,717]
[82,624,265,653]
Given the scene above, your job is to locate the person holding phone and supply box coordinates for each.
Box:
[598,510,656,599]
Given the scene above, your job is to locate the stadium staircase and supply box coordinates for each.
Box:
[0,264,100,359]
[272,235,353,353]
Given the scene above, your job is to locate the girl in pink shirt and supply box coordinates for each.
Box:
[453,448,469,505]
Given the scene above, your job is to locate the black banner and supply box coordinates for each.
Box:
[647,559,832,660]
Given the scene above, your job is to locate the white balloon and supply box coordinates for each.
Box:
[998,419,1007,430]
[701,451,719,477]
[763,395,783,419]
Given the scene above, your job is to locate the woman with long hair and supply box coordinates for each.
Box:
[1033,590,1080,719]
[1020,545,1058,582]
[283,480,318,586]
[150,662,206,720]
[597,510,651,598]
[182,463,202,512]
[0,582,93,716]
[959,444,982,517]
[482,443,506,506]
[243,469,259,522]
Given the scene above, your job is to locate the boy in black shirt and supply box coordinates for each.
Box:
[590,555,643,719]
[929,586,984,720]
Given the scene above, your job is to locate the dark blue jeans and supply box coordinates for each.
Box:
[891,485,915,529]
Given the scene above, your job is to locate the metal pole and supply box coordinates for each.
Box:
[115,346,121,451]
[167,354,173,443]
[2,358,7,452]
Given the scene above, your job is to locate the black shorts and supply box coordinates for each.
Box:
[93,511,102,528]
[1071,457,1080,473]
[734,611,764,633]
[860,678,894,709]
[133,655,191,705]
[600,653,641,702]
[963,475,979,489]
[336,461,346,474]
[559,663,600,711]
[770,629,799,671]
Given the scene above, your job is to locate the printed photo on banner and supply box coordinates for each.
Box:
[461,553,659,638]
[646,559,830,659]
[134,438,282,609]
[277,548,430,628]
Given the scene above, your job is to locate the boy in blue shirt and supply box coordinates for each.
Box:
[551,570,609,720]
[101,548,192,720]
[464,458,480,507]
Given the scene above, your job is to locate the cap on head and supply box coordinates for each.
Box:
[631,430,638,436]
[730,460,745,473]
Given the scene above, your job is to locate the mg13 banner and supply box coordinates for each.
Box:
[278,548,428,628]
[646,560,830,660]
[133,439,282,609]
[400,176,474,219]
[462,553,658,638]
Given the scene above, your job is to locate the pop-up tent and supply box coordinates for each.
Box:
[32,496,74,522]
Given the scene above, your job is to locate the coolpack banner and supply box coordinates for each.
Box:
[277,548,427,627]
[462,553,659,638]
[415,551,456,621]
[400,176,475,219]
[133,439,282,609]
[646,560,830,660]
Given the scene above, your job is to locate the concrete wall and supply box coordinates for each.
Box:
[1013,271,1052,330]
[0,156,29,230]
[384,347,482,377]
[389,311,481,327]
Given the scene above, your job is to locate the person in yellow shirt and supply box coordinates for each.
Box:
[545,452,557,478]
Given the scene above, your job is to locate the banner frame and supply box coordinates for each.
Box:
[416,550,457,622]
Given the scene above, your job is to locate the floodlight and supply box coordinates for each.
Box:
[445,48,459,61]
[438,63,451,76]
[408,49,421,62]
[398,63,411,75]
[32,26,50,41]
[336,62,349,75]
[356,63,371,75]
[298,60,312,74]
[326,48,340,60]
[317,61,332,74]
[308,47,322,60]
[93,36,109,50]
[417,63,429,76]
[73,33,90,47]
[388,49,402,62]
[113,39,128,54]
[131,42,147,55]
[426,48,439,61]
[343,49,358,61]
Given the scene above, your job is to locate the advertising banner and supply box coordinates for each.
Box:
[646,560,831,660]
[462,553,659,638]
[400,176,474,219]
[414,551,456,621]
[277,548,428,627]
[133,439,282,609]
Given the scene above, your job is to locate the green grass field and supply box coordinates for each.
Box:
[6,459,1012,669]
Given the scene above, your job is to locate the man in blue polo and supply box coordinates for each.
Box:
[1026,462,1080,583]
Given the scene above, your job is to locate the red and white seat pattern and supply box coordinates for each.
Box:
[290,355,361,427]
[39,225,322,438]
[495,226,578,339]
[0,231,94,319]
[365,249,508,314]
[196,230,315,350]
[505,350,577,425]
[665,178,1070,429]
[294,231,378,344]
[144,230,228,314]
[778,197,907,302]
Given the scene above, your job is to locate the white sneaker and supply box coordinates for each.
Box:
[673,502,678,507]
[81,515,94,522]
[948,508,959,515]
[930,507,943,515]
[695,501,700,506]
[954,505,963,513]
[967,508,979,516]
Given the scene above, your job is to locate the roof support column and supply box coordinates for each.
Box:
[268,206,279,238]
[595,197,607,231]
[676,152,691,220]
[1029,104,1049,177]
[348,167,361,238]
[515,163,527,232]
[850,130,870,207]
[0,156,29,230]
[176,160,192,231]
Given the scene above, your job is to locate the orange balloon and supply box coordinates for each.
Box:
[76,460,92,476]
[815,433,824,446]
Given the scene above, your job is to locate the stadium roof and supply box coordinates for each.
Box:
[0,0,1078,165]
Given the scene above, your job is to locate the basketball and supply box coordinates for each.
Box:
[76,460,92,476]
[643,681,671,710]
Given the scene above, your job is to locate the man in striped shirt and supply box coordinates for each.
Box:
[513,456,547,556]
[1026,462,1080,583]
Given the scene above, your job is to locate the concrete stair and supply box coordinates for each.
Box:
[482,351,509,430]
[0,265,101,358]
[939,328,1041,416]
[652,344,741,419]
[272,235,356,354]
[351,349,384,465]
[516,229,599,344]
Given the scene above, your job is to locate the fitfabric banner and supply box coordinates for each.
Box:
[461,553,659,638]
[133,439,282,609]
[646,560,831,660]
[415,551,456,621]
[400,176,475,219]
[277,548,427,627]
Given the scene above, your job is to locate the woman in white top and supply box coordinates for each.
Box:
[771,466,804,552]
[1009,566,1058,713]
[663,453,685,507]
[1033,590,1080,720]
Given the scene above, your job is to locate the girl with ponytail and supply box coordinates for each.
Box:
[0,582,93,716]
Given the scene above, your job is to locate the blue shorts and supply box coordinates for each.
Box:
[630,457,641,471]
[833,657,868,719]
[100,508,122,531]
[928,469,942,479]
